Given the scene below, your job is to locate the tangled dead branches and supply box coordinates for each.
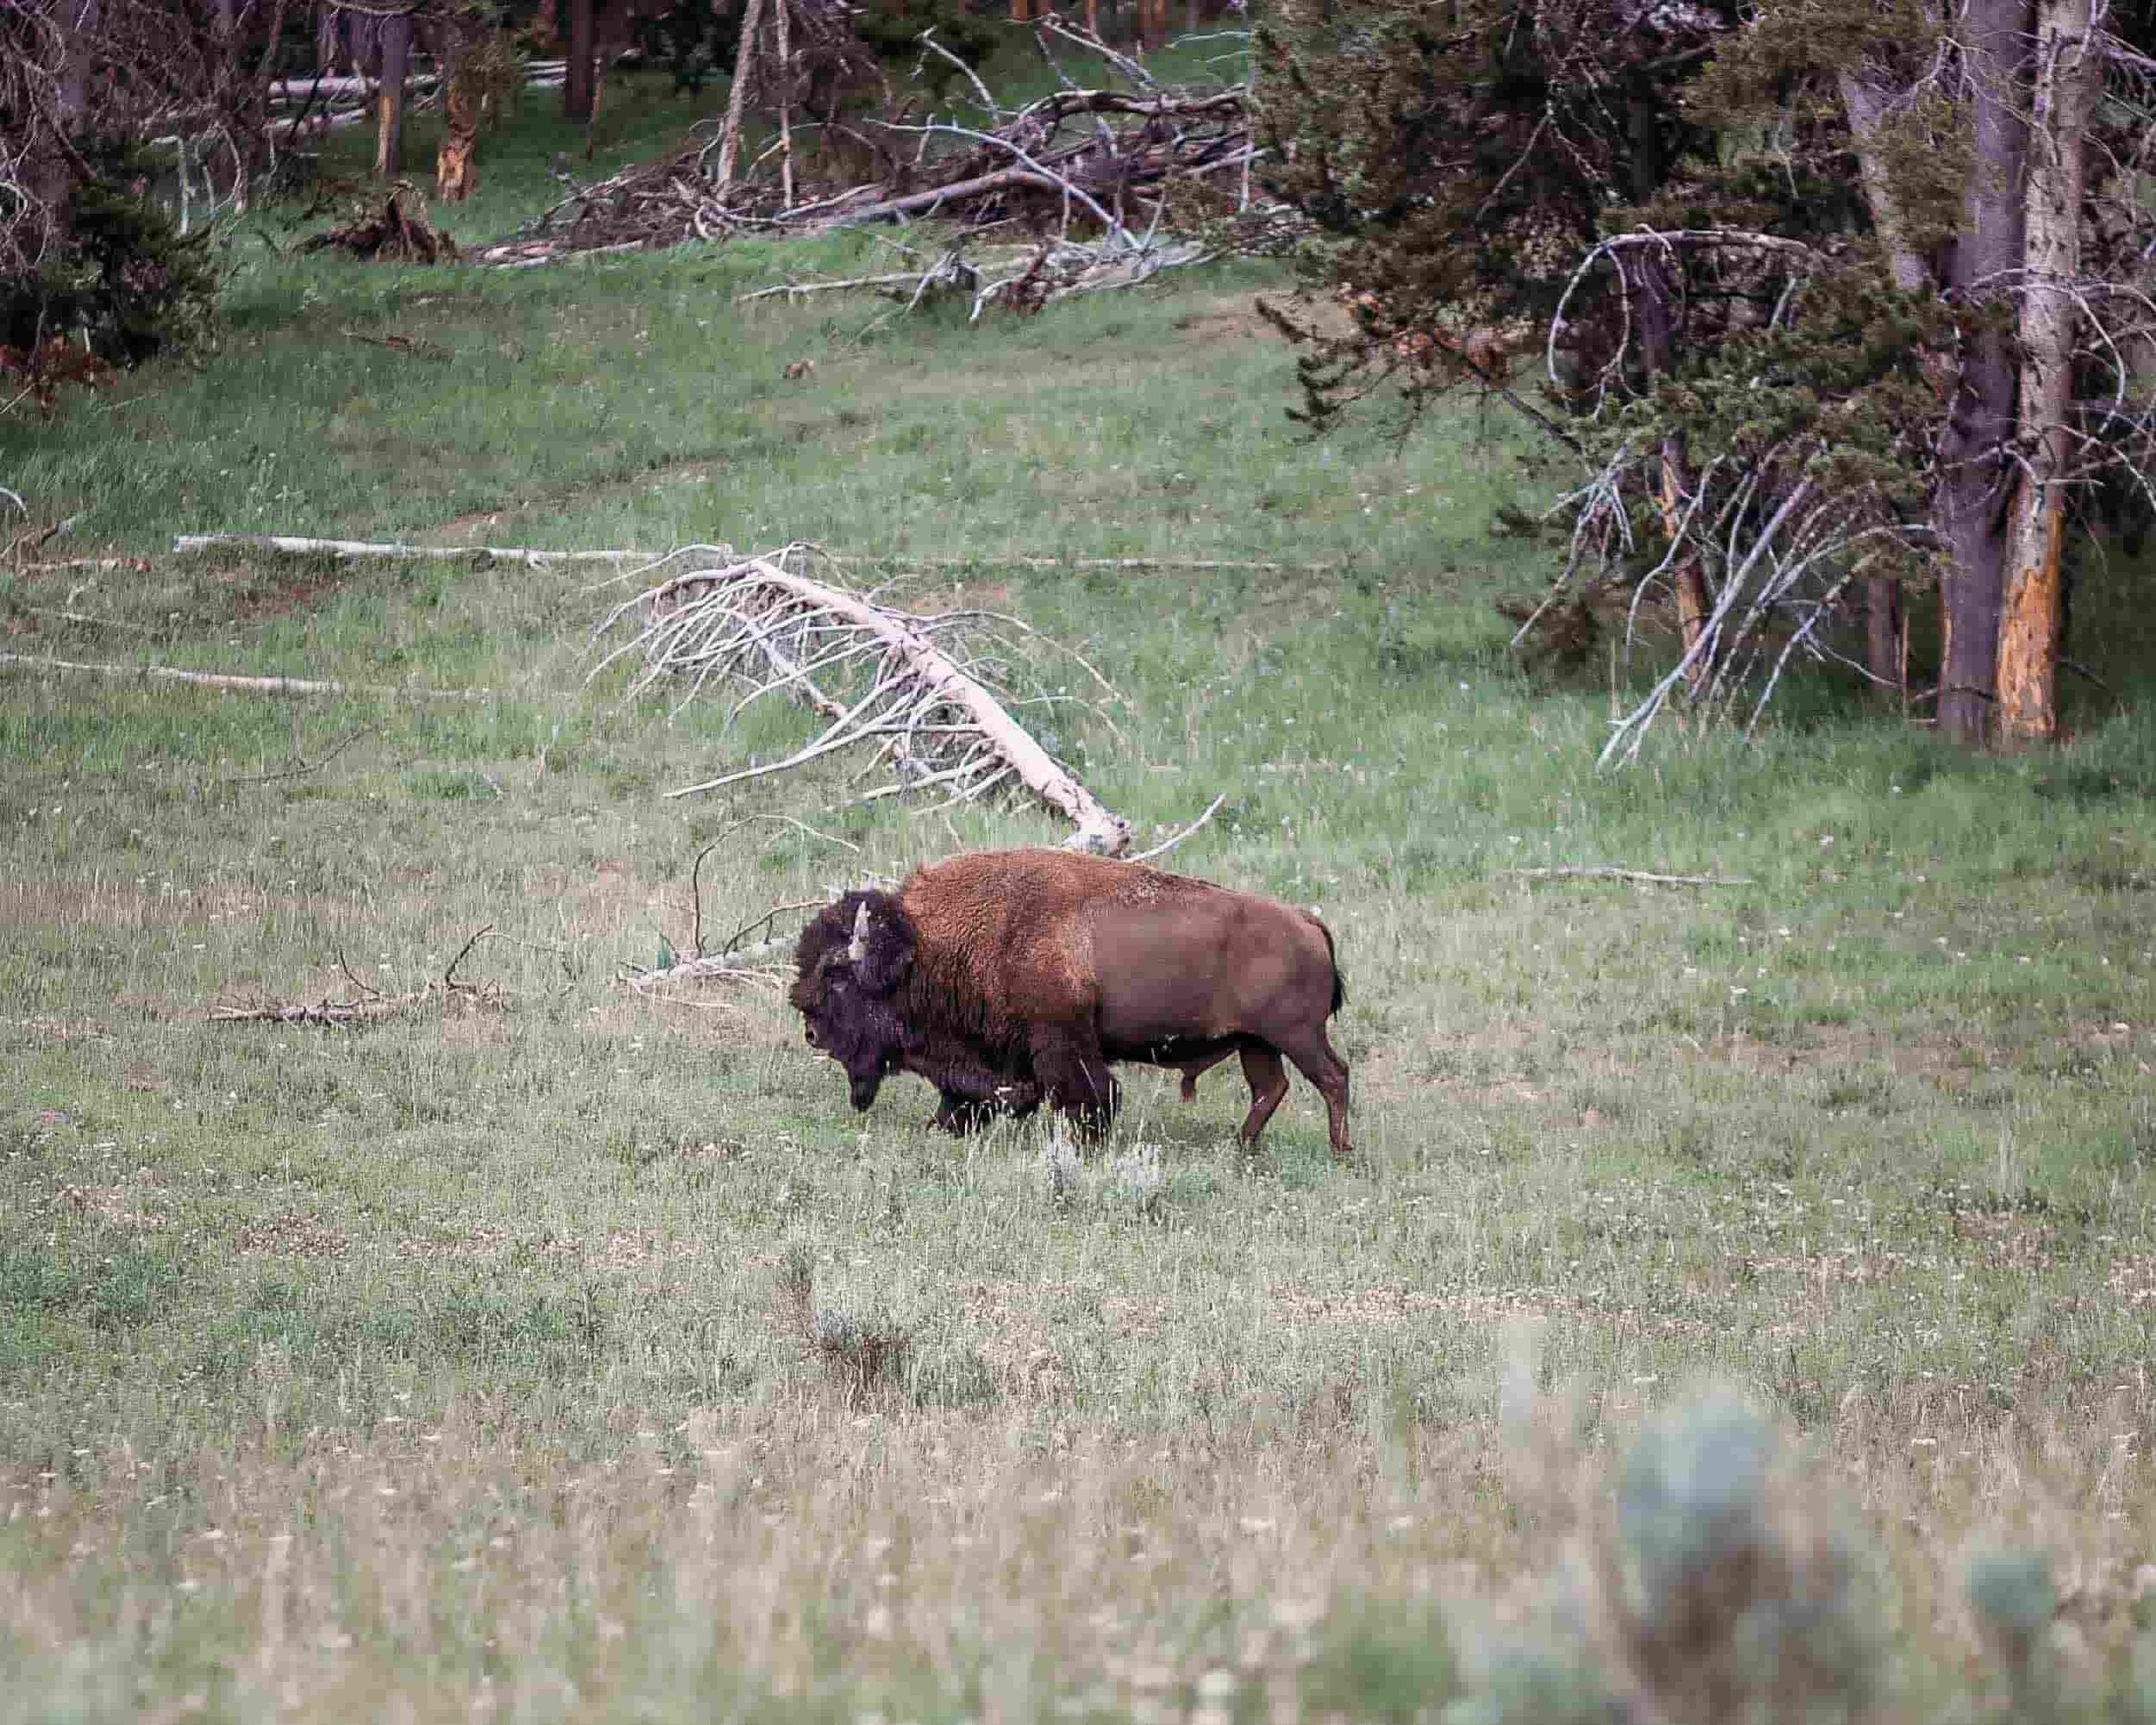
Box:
[210,925,507,1026]
[472,20,1260,298]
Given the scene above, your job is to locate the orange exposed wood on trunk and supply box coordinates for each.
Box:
[435,78,479,200]
[1997,482,2066,742]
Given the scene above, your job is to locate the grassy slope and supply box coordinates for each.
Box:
[4,62,2156,1725]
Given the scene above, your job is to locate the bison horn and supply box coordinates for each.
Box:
[847,901,872,963]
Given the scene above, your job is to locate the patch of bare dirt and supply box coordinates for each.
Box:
[1950,1210,2054,1271]
[1171,292,1311,345]
[237,1214,348,1258]
[53,1183,168,1230]
[1748,1024,1993,1079]
[542,860,677,937]
[957,1282,1072,1399]
[225,561,354,622]
[2109,1255,2156,1306]
[7,879,284,932]
[6,1014,110,1044]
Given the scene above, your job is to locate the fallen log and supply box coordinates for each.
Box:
[810,166,1062,230]
[174,533,654,566]
[174,532,1344,576]
[1501,867,1755,888]
[0,651,492,701]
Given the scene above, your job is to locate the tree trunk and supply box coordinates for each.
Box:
[1631,247,1714,685]
[35,0,98,229]
[565,0,597,122]
[436,53,480,199]
[1996,0,2101,744]
[373,10,414,178]
[714,0,767,187]
[1838,67,1932,699]
[1934,0,2031,746]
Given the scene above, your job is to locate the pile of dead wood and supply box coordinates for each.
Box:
[471,22,1257,270]
[300,183,459,262]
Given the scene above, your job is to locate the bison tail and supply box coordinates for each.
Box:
[1313,916,1346,1016]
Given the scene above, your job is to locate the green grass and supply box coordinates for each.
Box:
[4,63,2156,1723]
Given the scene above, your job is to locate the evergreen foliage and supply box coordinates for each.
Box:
[1257,0,2156,748]
[2,143,221,366]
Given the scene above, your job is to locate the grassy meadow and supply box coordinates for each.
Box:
[5,56,2156,1723]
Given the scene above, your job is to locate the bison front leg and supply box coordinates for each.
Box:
[930,1078,1040,1136]
[932,1091,994,1136]
[1031,1026,1119,1140]
[1233,1042,1292,1150]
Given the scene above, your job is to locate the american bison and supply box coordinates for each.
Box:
[789,849,1351,1157]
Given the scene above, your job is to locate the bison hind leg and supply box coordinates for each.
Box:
[1275,1026,1351,1160]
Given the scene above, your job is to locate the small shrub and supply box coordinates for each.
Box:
[1038,1132,1081,1208]
[1106,1145,1167,1220]
[1965,1547,2057,1703]
[811,1308,912,1401]
[1600,1389,1879,1724]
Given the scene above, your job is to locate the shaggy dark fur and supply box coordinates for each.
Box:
[789,850,1351,1157]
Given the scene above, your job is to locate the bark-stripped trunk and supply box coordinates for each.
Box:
[1996,0,2102,743]
[1935,0,2032,746]
[1838,67,1931,698]
[714,0,767,187]
[373,10,413,178]
[565,0,597,122]
[436,55,480,199]
[774,0,794,208]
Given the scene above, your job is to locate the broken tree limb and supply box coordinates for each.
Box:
[1501,866,1754,888]
[173,532,655,567]
[590,547,1133,855]
[622,936,798,992]
[0,651,493,701]
[1128,794,1225,862]
[174,534,1339,578]
[211,926,508,1025]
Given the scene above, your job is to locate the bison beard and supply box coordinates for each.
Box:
[789,850,1351,1157]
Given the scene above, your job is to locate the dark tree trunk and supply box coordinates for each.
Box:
[36,0,99,224]
[373,10,414,177]
[1934,0,2031,746]
[565,0,597,122]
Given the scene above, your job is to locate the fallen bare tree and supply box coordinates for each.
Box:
[173,532,1340,575]
[588,544,1133,855]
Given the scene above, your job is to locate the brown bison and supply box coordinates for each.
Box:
[789,849,1351,1157]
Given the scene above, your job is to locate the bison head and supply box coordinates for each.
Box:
[789,890,918,1111]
